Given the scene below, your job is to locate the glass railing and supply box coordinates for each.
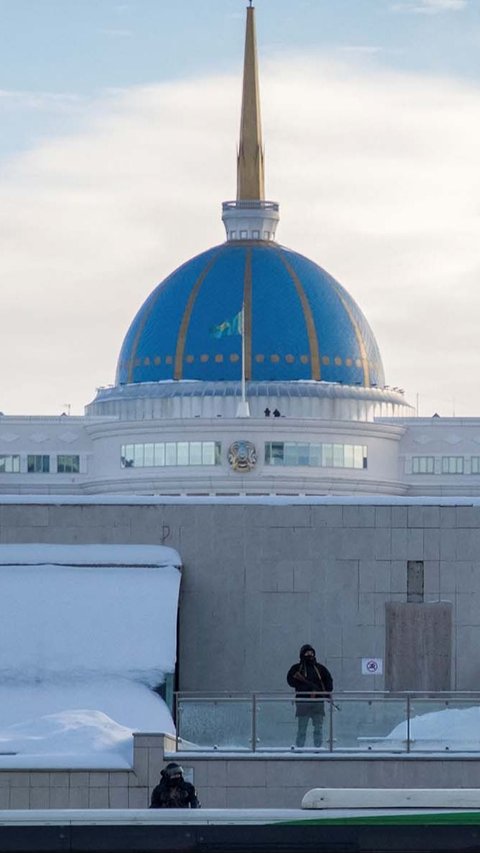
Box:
[174,692,480,753]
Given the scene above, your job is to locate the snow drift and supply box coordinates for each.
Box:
[0,544,181,767]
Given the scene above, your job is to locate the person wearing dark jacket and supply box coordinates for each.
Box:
[287,644,333,748]
[150,762,200,809]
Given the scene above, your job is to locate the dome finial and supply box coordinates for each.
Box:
[237,3,264,201]
[222,4,280,242]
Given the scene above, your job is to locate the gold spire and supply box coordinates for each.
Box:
[237,4,265,201]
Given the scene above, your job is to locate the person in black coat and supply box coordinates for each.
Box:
[287,644,333,748]
[150,762,200,808]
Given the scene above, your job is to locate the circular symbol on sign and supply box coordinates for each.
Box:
[366,660,379,673]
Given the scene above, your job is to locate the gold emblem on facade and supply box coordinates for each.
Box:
[228,440,257,472]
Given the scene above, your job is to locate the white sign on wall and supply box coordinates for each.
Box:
[362,657,383,675]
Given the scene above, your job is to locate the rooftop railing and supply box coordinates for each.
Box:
[222,200,279,211]
[175,692,480,754]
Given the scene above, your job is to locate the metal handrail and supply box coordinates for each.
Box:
[176,690,480,698]
[222,200,279,211]
[174,692,480,754]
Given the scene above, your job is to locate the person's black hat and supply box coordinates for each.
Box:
[161,762,184,780]
[300,644,316,658]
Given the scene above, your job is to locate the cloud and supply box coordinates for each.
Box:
[391,0,467,13]
[0,89,85,110]
[1,59,480,416]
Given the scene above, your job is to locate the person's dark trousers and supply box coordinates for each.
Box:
[296,712,323,747]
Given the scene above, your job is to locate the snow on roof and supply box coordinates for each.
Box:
[0,544,181,768]
[0,543,181,567]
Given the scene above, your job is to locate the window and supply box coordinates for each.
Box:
[442,456,464,474]
[120,441,222,468]
[265,442,285,465]
[144,444,155,467]
[407,561,424,603]
[240,230,248,239]
[252,230,260,239]
[412,456,435,474]
[57,455,80,474]
[264,442,367,469]
[165,443,177,466]
[471,457,480,474]
[0,455,20,473]
[189,442,202,465]
[121,444,135,468]
[27,455,50,474]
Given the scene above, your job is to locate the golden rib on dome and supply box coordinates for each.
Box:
[329,281,371,387]
[277,253,322,381]
[237,4,265,201]
[174,252,222,380]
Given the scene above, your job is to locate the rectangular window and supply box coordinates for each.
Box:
[154,443,165,467]
[133,444,144,468]
[333,444,344,467]
[121,444,134,468]
[412,456,435,474]
[322,444,334,468]
[0,455,20,474]
[120,442,221,468]
[356,446,368,470]
[56,455,80,474]
[344,444,354,469]
[471,457,480,474]
[165,442,177,466]
[265,442,284,465]
[177,442,189,466]
[442,456,464,474]
[264,442,368,470]
[283,442,298,466]
[297,444,310,466]
[407,560,424,603]
[144,443,155,467]
[27,455,50,474]
[189,442,202,465]
[202,442,215,465]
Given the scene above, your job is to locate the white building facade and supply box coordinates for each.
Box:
[1,6,477,502]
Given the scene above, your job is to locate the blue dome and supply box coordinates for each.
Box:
[116,241,385,388]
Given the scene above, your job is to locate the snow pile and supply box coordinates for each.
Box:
[0,545,181,768]
[0,711,133,769]
[384,706,480,751]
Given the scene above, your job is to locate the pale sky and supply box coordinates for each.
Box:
[1,0,480,416]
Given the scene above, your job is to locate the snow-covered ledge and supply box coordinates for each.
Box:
[0,545,181,771]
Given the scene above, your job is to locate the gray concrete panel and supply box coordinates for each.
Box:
[385,601,452,691]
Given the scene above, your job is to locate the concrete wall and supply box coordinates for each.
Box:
[3,734,480,810]
[1,499,480,690]
[172,751,480,809]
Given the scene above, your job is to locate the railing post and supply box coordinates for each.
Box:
[406,695,411,753]
[252,694,257,752]
[176,698,181,752]
[328,698,334,752]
